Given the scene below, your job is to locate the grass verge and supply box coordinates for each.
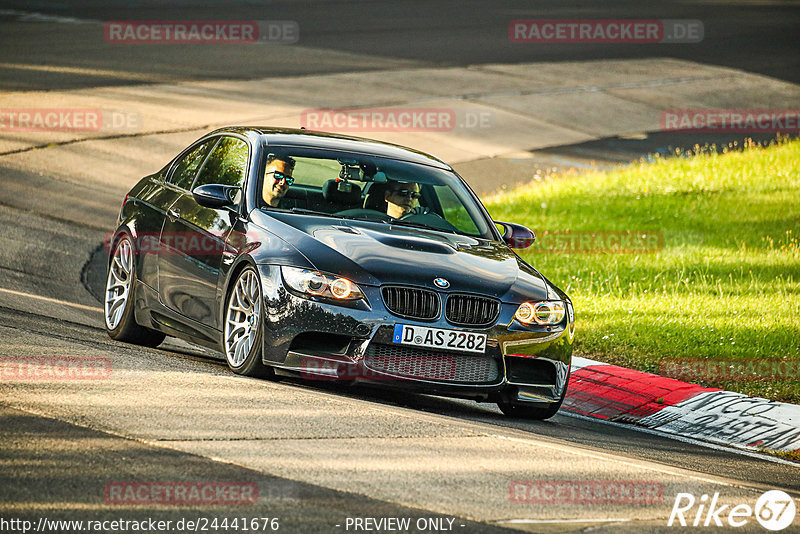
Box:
[484,138,800,403]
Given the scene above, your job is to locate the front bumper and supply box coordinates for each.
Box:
[257,264,574,404]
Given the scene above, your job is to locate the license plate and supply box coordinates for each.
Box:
[392,324,487,354]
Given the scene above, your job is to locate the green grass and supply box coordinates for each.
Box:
[484,139,800,403]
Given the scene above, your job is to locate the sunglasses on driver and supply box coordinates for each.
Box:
[267,171,294,185]
[391,189,421,200]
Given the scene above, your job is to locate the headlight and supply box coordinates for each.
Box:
[515,301,566,325]
[281,267,364,301]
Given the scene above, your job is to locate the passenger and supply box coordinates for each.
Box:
[384,181,421,218]
[262,154,296,207]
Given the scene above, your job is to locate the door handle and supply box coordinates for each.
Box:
[167,207,180,221]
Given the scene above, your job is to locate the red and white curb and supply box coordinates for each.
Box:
[563,356,800,454]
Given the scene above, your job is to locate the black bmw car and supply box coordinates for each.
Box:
[105,127,574,419]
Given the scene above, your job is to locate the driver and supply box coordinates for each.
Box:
[262,154,296,207]
[384,181,421,218]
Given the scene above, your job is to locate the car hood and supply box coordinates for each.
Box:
[255,211,552,301]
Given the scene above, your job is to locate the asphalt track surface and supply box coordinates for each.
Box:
[0,0,799,90]
[1,1,800,533]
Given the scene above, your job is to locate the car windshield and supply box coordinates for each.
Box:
[257,149,496,240]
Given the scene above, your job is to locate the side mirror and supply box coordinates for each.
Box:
[495,221,536,249]
[192,184,240,209]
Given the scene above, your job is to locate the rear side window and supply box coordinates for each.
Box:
[168,139,215,190]
[193,136,250,189]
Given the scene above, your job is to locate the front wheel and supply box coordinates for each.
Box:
[223,266,274,378]
[498,367,571,420]
[104,234,165,347]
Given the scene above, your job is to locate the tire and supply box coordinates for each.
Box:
[498,368,570,420]
[223,265,274,378]
[104,234,166,347]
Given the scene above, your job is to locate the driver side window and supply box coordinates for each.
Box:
[192,136,249,191]
[168,139,215,190]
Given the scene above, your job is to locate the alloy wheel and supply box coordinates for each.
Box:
[105,237,133,330]
[224,269,262,368]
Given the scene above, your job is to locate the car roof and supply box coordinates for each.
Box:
[209,126,453,170]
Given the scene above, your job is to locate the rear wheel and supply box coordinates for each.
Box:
[104,235,166,347]
[223,266,274,378]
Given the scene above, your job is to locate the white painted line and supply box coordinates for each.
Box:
[0,287,103,313]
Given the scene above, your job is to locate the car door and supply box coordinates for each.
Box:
[137,138,217,287]
[158,135,250,330]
